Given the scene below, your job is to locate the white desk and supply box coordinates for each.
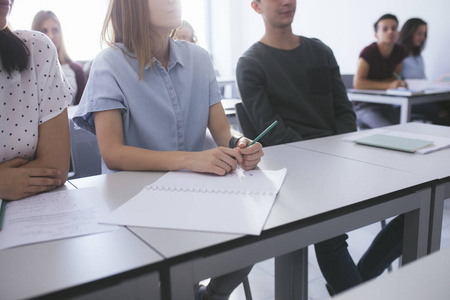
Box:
[288,122,450,253]
[71,145,434,300]
[333,246,450,300]
[0,183,163,300]
[347,89,450,123]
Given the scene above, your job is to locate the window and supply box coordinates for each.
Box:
[9,0,208,61]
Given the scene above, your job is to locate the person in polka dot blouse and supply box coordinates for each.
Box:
[0,0,72,200]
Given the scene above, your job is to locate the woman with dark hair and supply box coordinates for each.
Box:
[398,18,449,125]
[398,18,427,79]
[32,10,86,105]
[73,1,264,298]
[0,0,72,200]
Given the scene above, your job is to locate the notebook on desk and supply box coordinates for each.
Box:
[99,168,288,236]
[354,134,434,153]
[386,88,425,96]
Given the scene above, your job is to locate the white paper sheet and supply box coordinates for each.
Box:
[100,168,288,236]
[343,129,450,154]
[0,188,118,250]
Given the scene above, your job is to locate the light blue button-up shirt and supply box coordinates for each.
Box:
[401,54,426,79]
[73,38,222,152]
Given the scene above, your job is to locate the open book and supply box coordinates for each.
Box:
[99,168,288,236]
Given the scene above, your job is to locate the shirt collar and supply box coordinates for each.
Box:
[149,38,185,71]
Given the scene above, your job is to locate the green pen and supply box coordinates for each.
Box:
[0,200,7,231]
[247,120,278,147]
[393,72,408,88]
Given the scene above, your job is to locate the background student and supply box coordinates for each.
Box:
[0,0,72,201]
[73,0,263,299]
[398,17,450,125]
[170,20,197,44]
[353,14,408,129]
[237,0,403,295]
[32,10,86,105]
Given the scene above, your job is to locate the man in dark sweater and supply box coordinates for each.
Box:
[237,0,403,296]
[236,1,356,146]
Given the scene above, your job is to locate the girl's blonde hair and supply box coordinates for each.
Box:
[31,10,71,65]
[102,0,158,80]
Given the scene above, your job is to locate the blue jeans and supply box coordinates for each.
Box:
[314,214,403,295]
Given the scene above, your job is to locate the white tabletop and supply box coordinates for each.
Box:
[287,122,450,180]
[71,144,432,259]
[0,183,163,300]
[333,246,450,300]
[70,144,435,300]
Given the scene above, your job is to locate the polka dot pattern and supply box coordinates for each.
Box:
[0,30,73,162]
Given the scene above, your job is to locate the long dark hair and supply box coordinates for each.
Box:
[0,27,29,75]
[398,18,427,56]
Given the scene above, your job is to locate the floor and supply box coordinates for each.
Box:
[220,199,450,300]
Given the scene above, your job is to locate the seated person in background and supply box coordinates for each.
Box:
[73,1,263,299]
[32,10,86,105]
[0,1,72,201]
[237,0,403,295]
[398,18,450,125]
[353,14,408,129]
[170,20,197,44]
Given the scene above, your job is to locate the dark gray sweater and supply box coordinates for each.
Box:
[236,36,356,146]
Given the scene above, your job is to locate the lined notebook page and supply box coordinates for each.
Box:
[100,168,288,236]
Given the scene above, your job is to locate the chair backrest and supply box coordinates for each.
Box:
[341,74,354,89]
[235,102,258,140]
[69,119,102,179]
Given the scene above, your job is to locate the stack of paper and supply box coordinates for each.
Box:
[100,168,288,236]
[0,188,118,250]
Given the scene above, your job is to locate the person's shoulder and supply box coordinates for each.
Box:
[239,42,268,64]
[14,30,56,52]
[393,43,408,58]
[171,39,209,59]
[93,44,128,65]
[302,36,332,52]
[360,42,377,57]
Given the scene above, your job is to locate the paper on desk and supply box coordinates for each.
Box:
[99,168,288,236]
[0,188,118,250]
[343,129,450,154]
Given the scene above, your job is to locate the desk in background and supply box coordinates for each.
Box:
[288,122,450,253]
[333,246,450,300]
[347,89,450,124]
[70,144,433,300]
[0,183,163,300]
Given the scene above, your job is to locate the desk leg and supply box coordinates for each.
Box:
[402,188,431,264]
[399,99,411,124]
[275,248,308,300]
[428,184,447,253]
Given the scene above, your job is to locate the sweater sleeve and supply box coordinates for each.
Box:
[236,56,303,146]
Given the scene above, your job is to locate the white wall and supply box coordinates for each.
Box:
[213,0,450,81]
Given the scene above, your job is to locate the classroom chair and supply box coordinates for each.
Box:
[69,119,102,179]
